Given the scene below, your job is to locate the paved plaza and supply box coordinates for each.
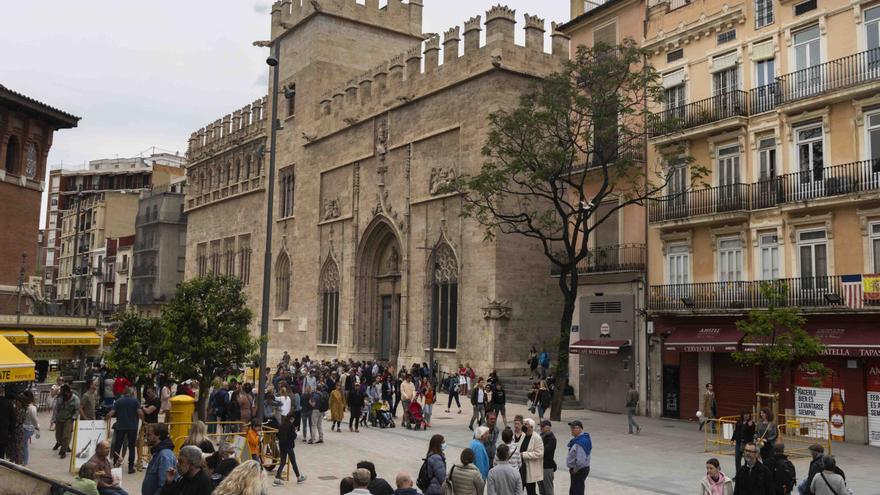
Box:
[28,401,880,494]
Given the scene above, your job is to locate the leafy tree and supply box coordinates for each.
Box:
[105,311,163,387]
[733,282,827,396]
[450,40,704,421]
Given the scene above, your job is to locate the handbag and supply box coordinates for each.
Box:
[443,465,456,495]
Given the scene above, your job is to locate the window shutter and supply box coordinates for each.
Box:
[662,70,685,88]
[710,51,738,72]
[593,22,617,46]
[751,41,774,61]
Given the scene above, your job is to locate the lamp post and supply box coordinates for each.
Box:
[256,41,281,422]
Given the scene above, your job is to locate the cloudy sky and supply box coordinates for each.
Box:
[3,0,570,173]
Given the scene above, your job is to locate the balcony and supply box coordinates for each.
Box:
[649,183,750,224]
[648,91,748,138]
[752,160,880,209]
[551,244,646,276]
[778,47,880,107]
[649,276,880,312]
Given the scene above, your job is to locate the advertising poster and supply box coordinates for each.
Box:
[70,420,110,474]
[795,368,845,441]
[868,361,880,448]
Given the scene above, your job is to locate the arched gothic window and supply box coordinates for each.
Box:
[431,242,459,349]
[4,135,20,174]
[319,259,340,345]
[275,252,291,312]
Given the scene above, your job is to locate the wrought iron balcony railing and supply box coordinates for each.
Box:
[752,160,880,209]
[778,47,880,104]
[648,276,878,311]
[648,183,750,222]
[551,243,646,276]
[648,90,748,137]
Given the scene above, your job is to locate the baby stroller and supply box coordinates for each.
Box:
[405,401,425,430]
[375,401,395,429]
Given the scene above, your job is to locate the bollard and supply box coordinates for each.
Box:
[168,394,196,453]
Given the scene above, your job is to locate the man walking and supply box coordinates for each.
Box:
[55,384,80,459]
[538,420,557,495]
[625,382,641,435]
[733,442,774,495]
[106,386,142,474]
[566,420,591,495]
[484,413,500,466]
[469,378,487,431]
[80,379,98,420]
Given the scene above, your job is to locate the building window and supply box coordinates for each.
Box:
[4,135,20,174]
[717,30,736,44]
[279,169,294,218]
[224,238,236,276]
[759,233,780,280]
[867,6,880,52]
[758,137,777,180]
[717,144,741,187]
[238,236,251,285]
[793,25,821,72]
[666,244,689,284]
[712,63,739,95]
[871,222,880,272]
[865,111,880,172]
[667,49,683,63]
[798,229,828,288]
[210,241,221,275]
[319,259,340,345]
[794,0,817,16]
[431,242,459,350]
[592,21,617,46]
[25,143,38,179]
[795,123,824,184]
[275,252,291,312]
[718,237,743,282]
[663,71,686,112]
[755,0,774,28]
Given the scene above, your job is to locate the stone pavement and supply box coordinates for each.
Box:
[25,400,880,494]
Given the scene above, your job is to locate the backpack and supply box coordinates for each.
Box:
[318,392,330,412]
[774,457,797,495]
[416,458,431,491]
[539,352,550,367]
[443,466,457,495]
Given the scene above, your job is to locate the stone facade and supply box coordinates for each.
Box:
[185,0,570,375]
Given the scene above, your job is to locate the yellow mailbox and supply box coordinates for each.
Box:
[168,394,196,452]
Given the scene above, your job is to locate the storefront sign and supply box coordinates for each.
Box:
[795,368,845,441]
[867,362,880,448]
[664,326,743,353]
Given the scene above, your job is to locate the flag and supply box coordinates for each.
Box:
[864,274,880,301]
[841,274,864,309]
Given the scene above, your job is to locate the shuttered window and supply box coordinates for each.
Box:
[593,22,617,46]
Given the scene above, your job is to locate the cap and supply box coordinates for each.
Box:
[568,420,584,428]
[808,444,825,453]
[540,420,552,427]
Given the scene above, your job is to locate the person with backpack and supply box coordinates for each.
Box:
[538,352,550,379]
[446,375,462,414]
[417,434,447,495]
[765,442,796,495]
[310,385,327,443]
[809,455,847,495]
[698,458,733,495]
[449,448,486,495]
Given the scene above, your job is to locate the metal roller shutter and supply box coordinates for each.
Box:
[713,353,757,418]
[680,352,699,420]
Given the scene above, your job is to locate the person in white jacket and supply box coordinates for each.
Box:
[698,458,733,495]
[518,418,544,495]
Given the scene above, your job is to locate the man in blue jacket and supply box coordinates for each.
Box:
[142,423,176,495]
[566,420,591,495]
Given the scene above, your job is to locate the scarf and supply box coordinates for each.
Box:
[707,473,727,495]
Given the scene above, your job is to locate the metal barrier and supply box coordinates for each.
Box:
[703,416,738,454]
[166,420,285,478]
[777,414,832,458]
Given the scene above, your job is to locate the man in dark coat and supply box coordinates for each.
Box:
[733,442,774,495]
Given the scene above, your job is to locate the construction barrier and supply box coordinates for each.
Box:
[777,414,832,458]
[703,416,738,455]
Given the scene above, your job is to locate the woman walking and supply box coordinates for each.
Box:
[446,374,462,414]
[20,391,39,466]
[755,408,778,461]
[534,382,551,421]
[273,414,306,486]
[424,434,447,495]
[449,448,486,495]
[348,383,364,432]
[698,458,733,495]
[330,385,345,432]
[423,381,435,428]
[731,410,755,472]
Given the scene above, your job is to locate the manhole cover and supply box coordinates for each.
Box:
[318,476,339,481]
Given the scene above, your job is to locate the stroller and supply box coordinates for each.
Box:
[405,401,425,430]
[373,401,395,429]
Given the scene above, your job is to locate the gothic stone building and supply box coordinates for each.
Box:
[185,0,569,374]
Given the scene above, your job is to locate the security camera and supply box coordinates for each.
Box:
[266,56,279,67]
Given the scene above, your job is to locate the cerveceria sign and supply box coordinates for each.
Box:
[664,326,742,353]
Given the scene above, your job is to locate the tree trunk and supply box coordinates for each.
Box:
[549,282,577,422]
[197,379,210,421]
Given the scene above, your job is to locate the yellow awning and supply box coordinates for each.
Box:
[0,330,29,345]
[0,336,35,383]
[28,330,102,346]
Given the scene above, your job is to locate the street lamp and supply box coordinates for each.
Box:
[256,42,281,422]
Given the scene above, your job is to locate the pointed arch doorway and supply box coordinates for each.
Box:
[356,218,403,361]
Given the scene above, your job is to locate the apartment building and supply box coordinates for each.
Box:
[47,153,185,314]
[560,0,652,415]
[642,0,880,444]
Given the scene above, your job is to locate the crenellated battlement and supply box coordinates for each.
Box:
[310,5,570,142]
[187,96,269,164]
[271,0,423,40]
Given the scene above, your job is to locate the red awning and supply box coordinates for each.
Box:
[664,326,743,352]
[569,339,630,356]
[744,326,880,358]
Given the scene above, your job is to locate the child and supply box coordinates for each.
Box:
[66,462,100,495]
[245,419,262,463]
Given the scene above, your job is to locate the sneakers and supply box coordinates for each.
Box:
[316,439,324,444]
[273,479,284,486]
[297,475,307,483]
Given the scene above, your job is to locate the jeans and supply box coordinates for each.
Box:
[112,428,138,470]
[539,468,555,495]
[276,446,301,479]
[537,405,546,420]
[469,404,485,429]
[570,466,589,495]
[525,482,538,495]
[349,412,361,430]
[734,440,744,473]
[301,412,311,440]
[310,410,323,441]
[98,487,129,495]
[424,404,433,424]
[23,428,34,466]
[447,392,461,410]
[627,407,640,433]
